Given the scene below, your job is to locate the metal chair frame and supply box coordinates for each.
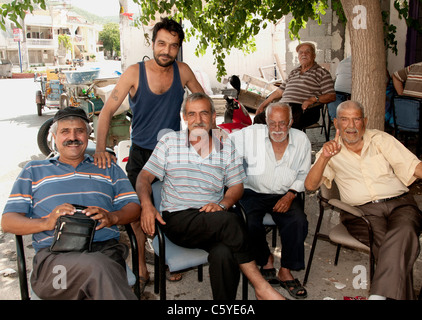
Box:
[15,224,140,300]
[303,183,375,287]
[302,103,330,142]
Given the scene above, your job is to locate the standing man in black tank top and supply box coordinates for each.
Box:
[94,18,204,292]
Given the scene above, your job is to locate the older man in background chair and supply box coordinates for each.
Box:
[254,42,335,129]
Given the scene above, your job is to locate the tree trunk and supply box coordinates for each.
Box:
[340,0,386,130]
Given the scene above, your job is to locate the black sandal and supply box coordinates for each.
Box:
[279,278,308,299]
[260,268,280,287]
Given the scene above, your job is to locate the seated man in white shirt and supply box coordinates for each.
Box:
[230,102,311,299]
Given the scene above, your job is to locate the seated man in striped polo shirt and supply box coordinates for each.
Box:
[392,61,422,98]
[255,42,336,129]
[1,107,141,300]
[138,92,286,300]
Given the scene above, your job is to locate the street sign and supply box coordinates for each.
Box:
[13,28,23,42]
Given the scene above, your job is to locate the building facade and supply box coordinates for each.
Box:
[0,2,102,68]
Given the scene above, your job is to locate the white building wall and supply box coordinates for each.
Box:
[120,18,285,91]
[387,1,408,74]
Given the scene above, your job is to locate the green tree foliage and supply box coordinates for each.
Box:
[134,0,329,80]
[0,0,46,30]
[58,34,73,53]
[99,23,121,57]
[133,0,420,80]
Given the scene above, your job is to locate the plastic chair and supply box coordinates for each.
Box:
[150,180,249,300]
[303,181,374,287]
[15,224,140,300]
[392,95,422,157]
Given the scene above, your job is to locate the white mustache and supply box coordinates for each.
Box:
[345,128,358,134]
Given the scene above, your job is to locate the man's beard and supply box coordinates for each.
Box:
[154,53,176,67]
[270,131,288,143]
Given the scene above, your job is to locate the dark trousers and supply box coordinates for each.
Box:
[125,143,153,189]
[341,194,422,300]
[239,189,308,270]
[253,103,320,130]
[31,239,137,300]
[162,209,253,300]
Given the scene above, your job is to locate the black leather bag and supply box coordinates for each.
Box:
[50,205,97,253]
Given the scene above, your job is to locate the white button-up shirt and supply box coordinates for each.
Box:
[229,124,311,194]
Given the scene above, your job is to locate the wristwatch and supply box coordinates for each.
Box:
[288,189,298,197]
[315,95,320,103]
[218,203,227,211]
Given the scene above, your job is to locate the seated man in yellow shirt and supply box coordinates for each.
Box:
[305,100,422,300]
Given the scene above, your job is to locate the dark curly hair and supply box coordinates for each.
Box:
[152,17,184,46]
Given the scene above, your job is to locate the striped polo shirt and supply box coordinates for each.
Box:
[279,62,335,104]
[394,62,422,98]
[3,155,140,252]
[143,130,246,212]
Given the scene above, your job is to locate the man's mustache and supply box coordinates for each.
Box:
[63,139,84,146]
[192,123,206,128]
[158,54,173,60]
[345,128,358,134]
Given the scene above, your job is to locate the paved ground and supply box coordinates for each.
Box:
[0,78,421,304]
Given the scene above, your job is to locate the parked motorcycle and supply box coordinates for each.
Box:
[217,75,252,133]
